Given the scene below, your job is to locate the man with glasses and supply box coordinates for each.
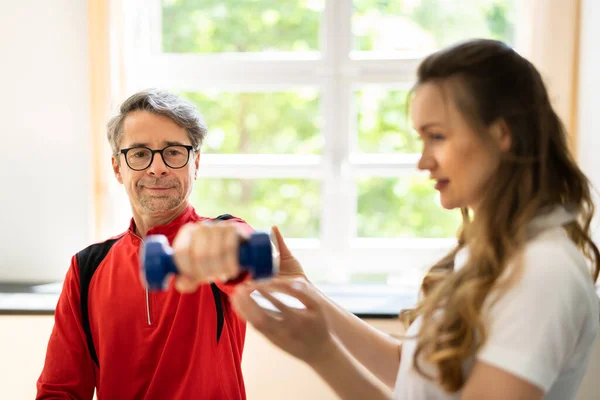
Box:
[37,89,251,400]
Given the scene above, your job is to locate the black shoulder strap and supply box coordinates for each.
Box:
[214,213,235,222]
[211,213,237,344]
[77,237,122,368]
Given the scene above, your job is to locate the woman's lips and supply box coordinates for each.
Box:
[434,179,449,191]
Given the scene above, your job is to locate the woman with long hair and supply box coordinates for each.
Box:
[230,39,600,399]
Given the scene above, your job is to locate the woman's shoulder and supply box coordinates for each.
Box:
[522,227,594,284]
[504,227,599,318]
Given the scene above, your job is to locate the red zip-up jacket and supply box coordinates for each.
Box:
[37,205,250,399]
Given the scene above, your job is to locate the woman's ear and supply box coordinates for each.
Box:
[489,119,512,153]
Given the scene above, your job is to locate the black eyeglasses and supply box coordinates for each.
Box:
[119,145,194,171]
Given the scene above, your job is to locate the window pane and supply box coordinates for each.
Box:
[353,0,517,53]
[355,87,419,153]
[180,90,322,154]
[161,0,325,53]
[192,178,321,238]
[356,175,461,238]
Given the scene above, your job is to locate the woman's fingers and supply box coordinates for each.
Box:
[231,281,334,364]
[271,226,292,259]
[271,226,306,278]
[254,279,321,311]
[256,288,293,315]
[231,285,278,333]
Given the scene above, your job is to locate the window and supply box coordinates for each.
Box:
[118,0,518,292]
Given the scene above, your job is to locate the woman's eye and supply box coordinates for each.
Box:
[429,133,445,141]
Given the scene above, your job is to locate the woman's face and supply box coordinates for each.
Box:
[410,82,510,210]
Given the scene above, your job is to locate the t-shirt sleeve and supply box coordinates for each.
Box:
[476,241,596,392]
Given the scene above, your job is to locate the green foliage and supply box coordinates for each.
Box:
[357,176,461,238]
[162,0,324,53]
[485,2,515,43]
[192,179,321,237]
[181,91,322,154]
[353,0,516,51]
[355,88,419,153]
[162,0,514,241]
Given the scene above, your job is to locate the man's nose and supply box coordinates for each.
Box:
[147,152,169,176]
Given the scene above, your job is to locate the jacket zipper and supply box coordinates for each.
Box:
[132,231,152,326]
[145,286,152,325]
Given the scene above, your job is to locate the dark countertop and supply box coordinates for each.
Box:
[0,282,62,315]
[0,282,417,319]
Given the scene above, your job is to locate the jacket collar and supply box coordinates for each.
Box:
[128,204,201,242]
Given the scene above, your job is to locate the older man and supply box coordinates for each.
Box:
[37,90,251,399]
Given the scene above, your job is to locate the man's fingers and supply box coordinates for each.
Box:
[174,275,198,293]
[171,221,245,287]
[172,223,195,280]
[222,226,239,280]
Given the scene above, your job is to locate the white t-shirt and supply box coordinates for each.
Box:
[394,206,600,399]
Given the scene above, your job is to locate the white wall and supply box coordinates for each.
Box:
[0,1,92,282]
[575,1,600,398]
[578,0,600,197]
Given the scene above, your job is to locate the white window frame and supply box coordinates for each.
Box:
[115,0,525,289]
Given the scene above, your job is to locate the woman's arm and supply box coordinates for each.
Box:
[231,279,394,400]
[461,361,543,400]
[314,286,403,388]
[271,226,403,388]
[310,337,393,400]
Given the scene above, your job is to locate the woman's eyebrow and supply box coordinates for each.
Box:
[418,122,444,131]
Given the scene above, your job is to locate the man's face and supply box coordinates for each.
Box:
[112,110,199,218]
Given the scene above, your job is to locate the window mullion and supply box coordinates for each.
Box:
[148,0,163,54]
[135,58,327,90]
[320,0,354,283]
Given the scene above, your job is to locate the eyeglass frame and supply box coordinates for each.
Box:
[118,145,195,171]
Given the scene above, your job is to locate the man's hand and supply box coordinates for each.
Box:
[172,222,247,293]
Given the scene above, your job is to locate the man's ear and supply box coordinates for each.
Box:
[489,119,512,153]
[112,155,124,184]
[193,151,200,179]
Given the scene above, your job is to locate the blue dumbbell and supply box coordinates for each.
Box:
[141,231,280,291]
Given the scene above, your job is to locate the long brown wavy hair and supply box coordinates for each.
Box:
[400,39,600,392]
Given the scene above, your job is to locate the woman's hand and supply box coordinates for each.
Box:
[271,226,307,280]
[231,278,335,365]
[171,221,248,293]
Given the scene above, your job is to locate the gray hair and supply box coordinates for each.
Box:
[107,89,207,155]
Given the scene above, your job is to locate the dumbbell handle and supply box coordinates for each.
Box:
[141,232,279,291]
